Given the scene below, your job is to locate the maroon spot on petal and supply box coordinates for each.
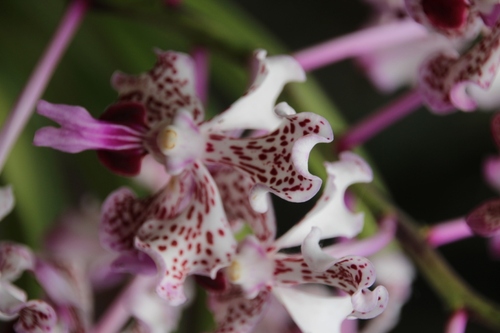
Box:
[97,149,146,176]
[206,231,214,245]
[421,0,469,30]
[100,101,148,131]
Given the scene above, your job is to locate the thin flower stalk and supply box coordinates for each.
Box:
[426,218,474,247]
[0,0,88,172]
[293,20,427,72]
[337,89,422,151]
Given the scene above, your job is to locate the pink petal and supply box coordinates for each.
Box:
[0,186,14,221]
[212,167,276,246]
[273,286,353,333]
[203,102,333,213]
[208,50,306,132]
[275,152,373,249]
[100,187,154,253]
[35,100,145,153]
[14,300,57,333]
[419,21,500,113]
[111,50,204,128]
[0,242,34,281]
[405,0,482,38]
[209,286,272,333]
[483,156,500,193]
[135,162,236,305]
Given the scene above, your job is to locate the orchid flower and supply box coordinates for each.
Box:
[0,242,57,333]
[207,153,390,333]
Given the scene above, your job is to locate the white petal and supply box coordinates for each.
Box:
[276,152,372,249]
[207,50,306,132]
[301,227,338,272]
[273,286,353,333]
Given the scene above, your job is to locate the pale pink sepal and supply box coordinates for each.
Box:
[275,152,373,249]
[0,281,27,319]
[207,50,306,132]
[484,156,500,192]
[34,100,144,153]
[0,185,14,222]
[273,287,353,333]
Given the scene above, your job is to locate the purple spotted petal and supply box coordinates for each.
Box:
[212,167,276,246]
[466,198,500,237]
[275,152,373,249]
[0,242,34,281]
[0,186,14,222]
[273,254,376,295]
[112,50,204,128]
[209,286,272,333]
[14,300,57,333]
[101,174,193,255]
[419,21,500,113]
[208,50,306,132]
[35,100,146,154]
[203,102,333,213]
[100,187,155,253]
[405,0,481,38]
[135,162,236,305]
[273,287,353,333]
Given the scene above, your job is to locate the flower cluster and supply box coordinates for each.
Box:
[0,48,392,333]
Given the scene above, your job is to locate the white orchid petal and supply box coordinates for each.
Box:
[273,286,353,333]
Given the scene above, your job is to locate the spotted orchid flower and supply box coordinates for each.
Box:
[207,153,390,333]
[0,242,57,333]
[418,20,500,113]
[35,49,332,212]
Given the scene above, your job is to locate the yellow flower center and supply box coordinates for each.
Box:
[228,260,241,282]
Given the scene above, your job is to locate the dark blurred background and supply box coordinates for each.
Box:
[1,0,499,332]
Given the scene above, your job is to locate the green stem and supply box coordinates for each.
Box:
[354,184,500,330]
